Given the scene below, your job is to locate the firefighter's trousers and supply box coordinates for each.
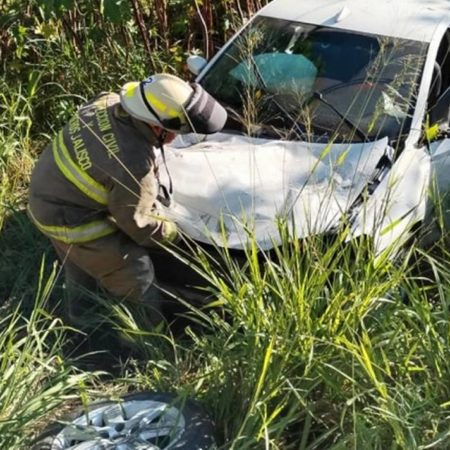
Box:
[51,232,163,327]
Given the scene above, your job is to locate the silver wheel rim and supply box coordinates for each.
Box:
[51,400,186,449]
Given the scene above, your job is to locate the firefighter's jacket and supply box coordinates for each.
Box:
[28,92,174,247]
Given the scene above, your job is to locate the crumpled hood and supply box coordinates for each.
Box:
[158,133,389,249]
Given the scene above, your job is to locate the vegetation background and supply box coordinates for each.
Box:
[2,0,450,449]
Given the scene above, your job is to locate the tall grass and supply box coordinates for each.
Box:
[0,74,40,229]
[3,223,450,448]
[101,228,450,449]
[0,260,97,450]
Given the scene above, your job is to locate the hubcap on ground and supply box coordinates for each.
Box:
[52,400,186,450]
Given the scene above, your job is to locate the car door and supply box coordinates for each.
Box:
[426,29,450,242]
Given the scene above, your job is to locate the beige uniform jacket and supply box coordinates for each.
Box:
[28,92,173,247]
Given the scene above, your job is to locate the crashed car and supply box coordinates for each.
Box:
[156,0,450,269]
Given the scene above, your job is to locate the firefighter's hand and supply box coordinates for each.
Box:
[161,219,179,244]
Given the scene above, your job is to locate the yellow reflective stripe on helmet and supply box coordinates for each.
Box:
[145,92,180,118]
[52,132,109,205]
[28,207,117,244]
[125,84,138,98]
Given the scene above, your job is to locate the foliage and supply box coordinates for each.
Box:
[0,0,269,136]
[0,260,98,450]
[105,230,450,449]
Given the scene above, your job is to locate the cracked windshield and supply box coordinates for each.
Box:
[201,16,428,143]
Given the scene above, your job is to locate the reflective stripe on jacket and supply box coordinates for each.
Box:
[52,131,109,205]
[28,206,117,244]
[29,92,172,246]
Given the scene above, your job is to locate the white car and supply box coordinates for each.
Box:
[158,0,450,257]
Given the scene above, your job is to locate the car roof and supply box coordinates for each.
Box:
[257,0,450,43]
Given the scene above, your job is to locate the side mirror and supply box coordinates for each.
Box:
[187,55,207,76]
[429,86,450,126]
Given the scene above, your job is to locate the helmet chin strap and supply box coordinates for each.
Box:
[155,129,173,208]
[158,129,168,144]
[139,82,174,207]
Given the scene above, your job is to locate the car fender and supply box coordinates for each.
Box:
[351,145,431,255]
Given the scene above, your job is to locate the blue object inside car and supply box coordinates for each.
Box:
[230,53,318,95]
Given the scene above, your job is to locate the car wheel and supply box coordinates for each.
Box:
[31,391,216,449]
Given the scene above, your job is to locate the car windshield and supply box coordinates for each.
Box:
[200,16,429,143]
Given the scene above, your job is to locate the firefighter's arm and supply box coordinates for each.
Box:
[108,171,178,247]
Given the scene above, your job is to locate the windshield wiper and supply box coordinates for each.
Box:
[312,91,368,142]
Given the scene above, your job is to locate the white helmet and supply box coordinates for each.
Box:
[120,73,227,134]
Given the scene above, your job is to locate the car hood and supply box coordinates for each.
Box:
[157,133,389,250]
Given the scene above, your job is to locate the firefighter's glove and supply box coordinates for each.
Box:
[161,220,179,244]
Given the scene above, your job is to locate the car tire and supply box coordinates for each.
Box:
[31,391,216,449]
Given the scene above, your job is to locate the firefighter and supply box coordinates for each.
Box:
[28,74,227,327]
